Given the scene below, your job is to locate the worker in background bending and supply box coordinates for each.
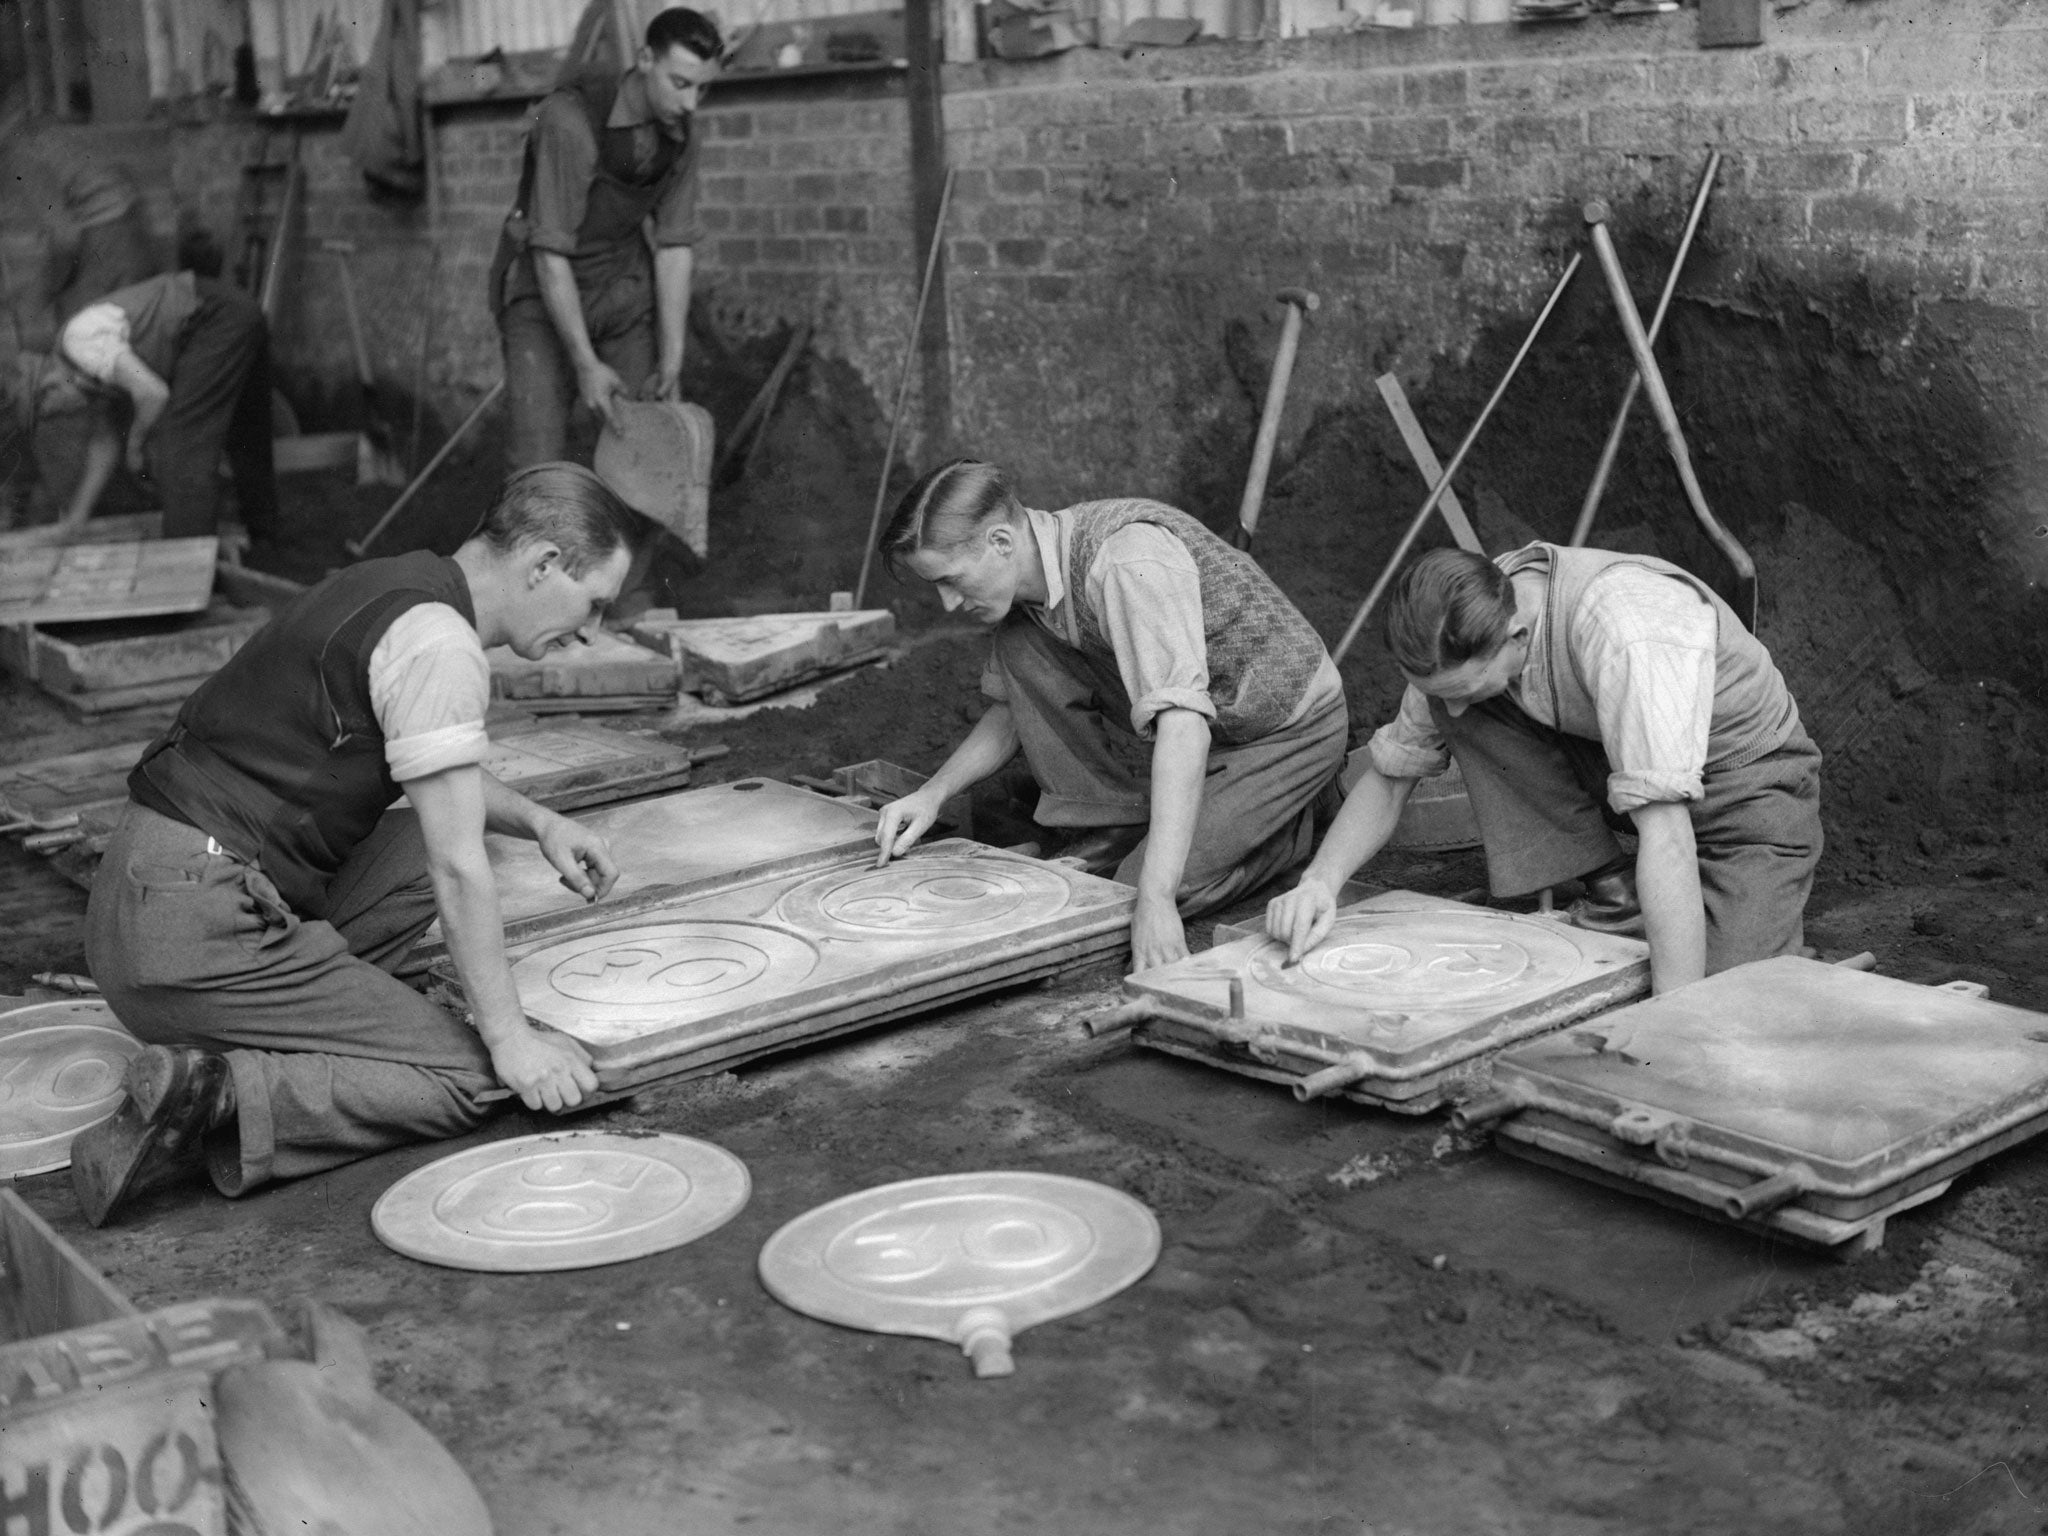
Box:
[40,268,280,544]
[873,460,1350,972]
[71,465,639,1227]
[1267,544,1823,994]
[491,6,720,469]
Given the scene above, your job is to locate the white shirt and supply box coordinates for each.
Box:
[366,604,492,782]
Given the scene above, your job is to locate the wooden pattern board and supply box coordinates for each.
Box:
[1489,955,2048,1224]
[0,537,218,626]
[630,609,896,703]
[0,742,149,828]
[403,777,878,972]
[433,839,1134,1086]
[488,628,678,701]
[1123,890,1651,1112]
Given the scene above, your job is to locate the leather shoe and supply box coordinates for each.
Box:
[1565,865,1645,938]
[1043,823,1147,878]
[71,1046,236,1227]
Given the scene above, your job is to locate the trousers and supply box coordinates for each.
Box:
[992,621,1349,919]
[84,803,498,1196]
[1434,695,1824,974]
[156,281,279,542]
[497,249,657,470]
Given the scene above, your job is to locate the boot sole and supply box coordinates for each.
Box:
[69,1045,189,1228]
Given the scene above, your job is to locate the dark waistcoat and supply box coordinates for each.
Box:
[128,551,475,918]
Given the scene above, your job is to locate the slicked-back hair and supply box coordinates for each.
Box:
[646,6,722,61]
[1384,547,1518,678]
[475,462,642,578]
[878,459,1023,580]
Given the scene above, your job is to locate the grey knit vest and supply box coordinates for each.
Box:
[1062,498,1329,744]
[1501,542,1803,773]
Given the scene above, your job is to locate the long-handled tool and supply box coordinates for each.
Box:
[1330,253,1584,667]
[1570,150,1721,548]
[345,381,504,559]
[714,320,811,486]
[322,239,407,486]
[1374,373,1482,554]
[1582,200,1757,629]
[852,166,956,610]
[1233,288,1318,554]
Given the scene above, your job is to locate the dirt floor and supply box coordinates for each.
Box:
[5,269,2047,1532]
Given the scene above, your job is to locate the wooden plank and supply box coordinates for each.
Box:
[630,609,896,703]
[53,675,203,721]
[1375,374,1483,554]
[0,742,149,826]
[0,1188,138,1345]
[0,512,161,550]
[488,628,677,701]
[0,1370,227,1534]
[0,538,219,626]
[6,604,268,694]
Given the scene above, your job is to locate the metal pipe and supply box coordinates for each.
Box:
[853,166,957,610]
[1581,202,1759,630]
[1448,1086,1526,1133]
[1723,1164,1809,1220]
[1330,252,1585,667]
[1082,997,1157,1038]
[1570,151,1722,548]
[1293,1053,1376,1102]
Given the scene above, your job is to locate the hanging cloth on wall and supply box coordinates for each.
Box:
[339,0,424,198]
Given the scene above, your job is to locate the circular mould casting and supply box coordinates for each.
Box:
[372,1129,751,1272]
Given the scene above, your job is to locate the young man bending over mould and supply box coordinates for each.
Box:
[1267,544,1822,994]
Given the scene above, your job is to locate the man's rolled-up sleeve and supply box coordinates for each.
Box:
[1577,569,1718,814]
[525,95,599,257]
[58,303,131,383]
[1087,525,1216,737]
[368,605,493,784]
[1367,685,1453,780]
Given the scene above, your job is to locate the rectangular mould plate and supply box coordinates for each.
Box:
[1489,955,2048,1221]
[433,838,1134,1084]
[1123,890,1650,1111]
[405,777,879,973]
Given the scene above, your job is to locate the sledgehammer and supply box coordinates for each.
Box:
[1234,288,1320,554]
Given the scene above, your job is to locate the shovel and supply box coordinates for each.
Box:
[595,398,717,561]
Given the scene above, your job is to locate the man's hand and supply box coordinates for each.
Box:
[535,812,619,903]
[488,1022,598,1113]
[123,428,149,478]
[1266,873,1339,965]
[577,360,628,433]
[1129,891,1189,973]
[641,367,682,403]
[874,786,946,866]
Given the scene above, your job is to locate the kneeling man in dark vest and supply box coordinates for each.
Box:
[72,464,642,1225]
[872,460,1351,973]
[1267,545,1824,996]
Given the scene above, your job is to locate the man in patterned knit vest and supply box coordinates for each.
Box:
[490,6,720,468]
[69,464,642,1226]
[1267,545,1823,996]
[873,459,1351,972]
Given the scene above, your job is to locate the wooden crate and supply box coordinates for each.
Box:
[1,1190,290,1536]
[0,538,219,627]
[0,603,268,693]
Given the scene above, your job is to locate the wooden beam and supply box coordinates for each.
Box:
[901,0,952,456]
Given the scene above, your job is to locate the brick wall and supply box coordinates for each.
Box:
[935,0,2048,506]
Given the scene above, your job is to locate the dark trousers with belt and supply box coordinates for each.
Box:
[992,622,1349,919]
[85,803,498,1197]
[1435,695,1824,974]
[498,249,656,470]
[156,280,279,542]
